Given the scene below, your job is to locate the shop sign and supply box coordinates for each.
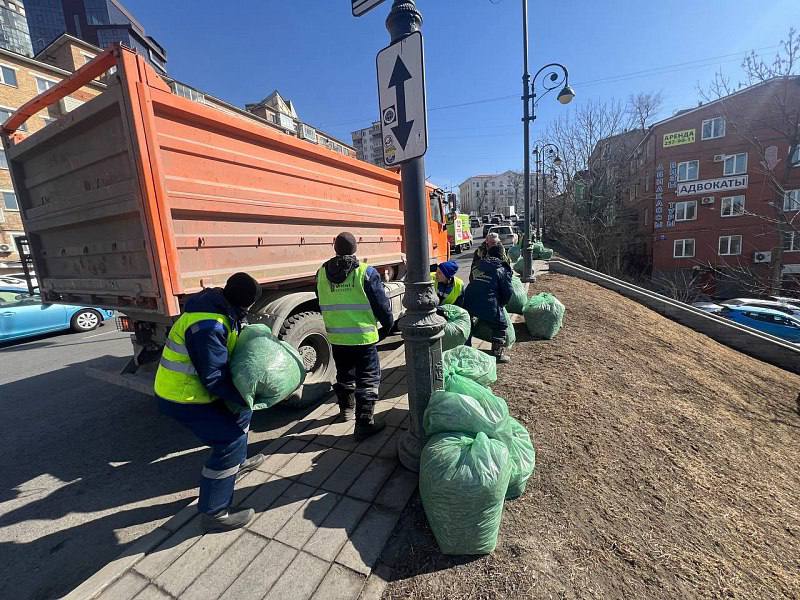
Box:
[663,129,695,147]
[676,175,748,196]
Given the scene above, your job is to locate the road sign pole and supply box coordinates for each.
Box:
[386,0,444,473]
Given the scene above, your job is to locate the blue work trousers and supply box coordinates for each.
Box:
[158,397,252,514]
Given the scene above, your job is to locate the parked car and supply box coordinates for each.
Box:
[721,297,800,317]
[0,287,114,342]
[490,216,501,225]
[718,305,800,343]
[481,215,490,224]
[469,217,481,229]
[482,223,495,238]
[487,225,518,248]
[691,301,725,314]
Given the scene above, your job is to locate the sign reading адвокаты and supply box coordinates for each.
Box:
[663,128,695,147]
[676,175,748,196]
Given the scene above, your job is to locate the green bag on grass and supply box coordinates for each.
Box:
[507,244,522,262]
[442,345,497,386]
[424,380,509,438]
[523,292,565,340]
[506,276,528,315]
[473,308,516,348]
[493,417,536,499]
[440,304,471,351]
[420,432,512,555]
[230,324,306,411]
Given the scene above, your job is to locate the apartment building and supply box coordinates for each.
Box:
[351,121,385,168]
[0,33,104,267]
[629,77,800,294]
[458,170,547,216]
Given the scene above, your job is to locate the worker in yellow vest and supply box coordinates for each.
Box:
[154,272,264,533]
[431,260,464,306]
[316,232,394,440]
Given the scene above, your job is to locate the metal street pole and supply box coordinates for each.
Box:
[533,146,539,241]
[521,0,535,282]
[387,0,445,473]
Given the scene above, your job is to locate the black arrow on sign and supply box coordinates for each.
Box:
[388,56,414,150]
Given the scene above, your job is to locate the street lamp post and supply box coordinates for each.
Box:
[520,0,574,281]
[532,142,562,243]
[386,0,446,473]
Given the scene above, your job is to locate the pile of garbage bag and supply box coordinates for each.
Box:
[506,276,528,315]
[230,324,306,411]
[523,292,565,340]
[439,304,472,351]
[420,358,536,555]
[473,308,516,348]
[442,345,497,387]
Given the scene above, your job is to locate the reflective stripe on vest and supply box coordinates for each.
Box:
[316,262,379,345]
[154,311,238,404]
[431,273,464,305]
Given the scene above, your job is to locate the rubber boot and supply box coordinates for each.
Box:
[335,387,356,422]
[201,508,255,533]
[354,396,385,441]
[491,341,510,364]
[236,454,264,479]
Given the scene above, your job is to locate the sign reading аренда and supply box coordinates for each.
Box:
[663,128,695,147]
[676,175,748,196]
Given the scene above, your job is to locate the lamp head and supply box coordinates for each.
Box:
[553,155,563,166]
[557,85,576,104]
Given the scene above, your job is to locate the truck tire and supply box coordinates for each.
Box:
[278,311,335,409]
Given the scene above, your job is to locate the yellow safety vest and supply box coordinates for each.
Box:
[431,273,464,305]
[154,311,238,404]
[316,262,379,345]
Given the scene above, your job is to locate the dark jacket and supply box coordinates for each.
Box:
[182,287,247,407]
[317,256,394,333]
[463,256,513,323]
[469,242,510,282]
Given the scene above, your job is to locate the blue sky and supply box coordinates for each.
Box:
[124,0,797,190]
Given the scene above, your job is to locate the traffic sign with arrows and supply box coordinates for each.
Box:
[376,31,428,165]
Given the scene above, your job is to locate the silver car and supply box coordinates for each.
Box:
[488,225,518,248]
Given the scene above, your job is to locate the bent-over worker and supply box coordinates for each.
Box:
[464,244,514,363]
[154,272,264,533]
[470,232,510,281]
[317,232,394,440]
[431,260,464,306]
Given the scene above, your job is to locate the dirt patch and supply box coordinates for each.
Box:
[381,273,800,600]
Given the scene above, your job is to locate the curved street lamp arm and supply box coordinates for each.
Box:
[531,63,570,106]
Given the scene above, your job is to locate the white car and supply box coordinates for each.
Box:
[691,301,724,314]
[487,225,518,248]
[721,297,800,317]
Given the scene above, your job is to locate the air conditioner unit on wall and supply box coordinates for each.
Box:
[713,154,725,162]
[701,196,714,205]
[753,251,772,264]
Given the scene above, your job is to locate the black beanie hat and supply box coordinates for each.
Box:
[334,232,358,256]
[487,245,504,259]
[223,272,260,308]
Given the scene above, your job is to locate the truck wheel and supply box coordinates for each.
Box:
[278,311,335,409]
[71,309,101,332]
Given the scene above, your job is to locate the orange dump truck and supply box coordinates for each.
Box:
[2,46,448,405]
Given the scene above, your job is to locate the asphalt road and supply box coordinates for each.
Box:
[0,249,478,600]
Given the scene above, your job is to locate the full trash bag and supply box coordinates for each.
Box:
[230,324,306,411]
[493,417,536,499]
[513,257,525,275]
[439,304,471,351]
[420,432,512,555]
[523,292,565,340]
[441,345,497,386]
[507,244,522,262]
[506,276,528,315]
[473,308,516,348]
[424,381,509,438]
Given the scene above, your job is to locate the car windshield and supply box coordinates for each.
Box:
[492,227,512,235]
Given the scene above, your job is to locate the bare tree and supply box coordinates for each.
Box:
[651,269,703,303]
[627,91,664,131]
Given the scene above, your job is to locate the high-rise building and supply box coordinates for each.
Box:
[0,0,33,57]
[25,0,166,72]
[351,121,386,168]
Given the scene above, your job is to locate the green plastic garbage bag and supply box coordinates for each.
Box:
[530,241,545,257]
[420,432,512,555]
[473,308,516,348]
[506,276,528,315]
[493,417,536,499]
[507,244,521,262]
[424,381,509,437]
[523,292,565,340]
[513,256,524,275]
[440,304,471,351]
[442,345,497,386]
[230,324,306,411]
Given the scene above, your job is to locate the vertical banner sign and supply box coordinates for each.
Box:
[376,31,428,165]
[668,161,677,189]
[654,163,664,229]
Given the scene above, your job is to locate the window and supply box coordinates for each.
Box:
[34,76,56,94]
[0,65,17,87]
[719,235,742,256]
[723,153,747,176]
[790,145,799,167]
[677,160,699,182]
[0,107,26,131]
[673,239,695,258]
[2,191,18,210]
[721,195,745,217]
[785,190,800,212]
[675,200,697,221]
[702,117,725,140]
[0,148,6,169]
[784,231,800,252]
